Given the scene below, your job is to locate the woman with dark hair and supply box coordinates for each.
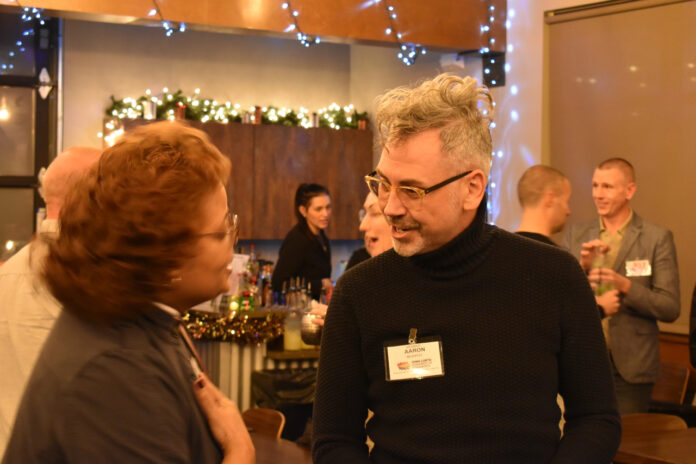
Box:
[3,122,254,463]
[272,183,332,301]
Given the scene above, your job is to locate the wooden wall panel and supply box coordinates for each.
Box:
[251,125,372,240]
[119,120,372,239]
[252,125,310,240]
[192,121,255,239]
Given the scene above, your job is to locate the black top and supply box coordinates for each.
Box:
[516,231,557,247]
[313,206,621,463]
[3,309,222,464]
[517,231,611,320]
[345,247,371,271]
[272,223,331,300]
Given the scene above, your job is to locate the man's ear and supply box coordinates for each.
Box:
[462,170,487,211]
[625,182,637,201]
[542,189,555,208]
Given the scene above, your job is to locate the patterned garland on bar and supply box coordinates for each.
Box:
[183,309,284,345]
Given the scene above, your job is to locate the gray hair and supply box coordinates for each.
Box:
[375,73,494,176]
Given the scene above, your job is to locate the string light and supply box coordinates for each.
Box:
[20,4,45,25]
[480,1,495,74]
[150,0,185,37]
[379,1,426,66]
[281,1,320,47]
[1,2,45,75]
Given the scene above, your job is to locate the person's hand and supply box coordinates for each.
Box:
[580,239,610,271]
[588,268,631,294]
[193,375,255,464]
[309,301,328,326]
[321,278,333,292]
[596,289,620,317]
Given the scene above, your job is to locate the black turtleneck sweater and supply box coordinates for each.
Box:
[313,207,620,463]
[516,230,557,247]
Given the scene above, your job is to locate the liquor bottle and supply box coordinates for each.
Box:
[280,281,287,307]
[247,244,259,280]
[263,282,273,308]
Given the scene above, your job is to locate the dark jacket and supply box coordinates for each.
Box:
[563,212,680,383]
[3,309,221,464]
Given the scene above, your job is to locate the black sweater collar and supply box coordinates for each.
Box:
[407,199,495,279]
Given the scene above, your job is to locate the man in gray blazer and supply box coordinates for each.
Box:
[563,158,680,414]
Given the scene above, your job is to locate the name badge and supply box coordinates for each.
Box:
[383,328,444,381]
[626,259,651,277]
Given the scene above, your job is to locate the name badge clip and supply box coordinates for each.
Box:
[408,328,417,344]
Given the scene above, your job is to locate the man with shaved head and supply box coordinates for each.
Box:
[0,146,101,453]
[516,164,572,246]
[563,157,680,414]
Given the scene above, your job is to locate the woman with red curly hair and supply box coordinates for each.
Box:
[4,122,254,463]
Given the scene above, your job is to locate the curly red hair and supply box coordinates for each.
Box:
[43,122,231,323]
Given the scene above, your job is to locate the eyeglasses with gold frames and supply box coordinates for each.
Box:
[198,212,239,246]
[364,170,473,210]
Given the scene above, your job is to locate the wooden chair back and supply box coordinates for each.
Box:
[242,408,285,439]
[651,362,690,404]
[621,413,687,441]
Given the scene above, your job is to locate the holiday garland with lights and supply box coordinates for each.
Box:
[183,309,284,344]
[105,89,368,130]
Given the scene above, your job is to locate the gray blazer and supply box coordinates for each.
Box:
[562,212,680,383]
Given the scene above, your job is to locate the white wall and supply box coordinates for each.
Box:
[62,20,351,149]
[488,0,595,229]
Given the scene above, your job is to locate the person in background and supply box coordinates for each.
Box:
[516,164,620,317]
[311,192,393,327]
[0,146,101,455]
[312,73,620,463]
[272,183,332,301]
[563,157,680,414]
[516,164,572,246]
[3,122,254,463]
[345,192,393,270]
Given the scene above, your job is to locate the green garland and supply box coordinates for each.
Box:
[105,90,368,129]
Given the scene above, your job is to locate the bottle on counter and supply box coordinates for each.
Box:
[247,243,259,279]
[301,284,322,346]
[262,281,273,308]
[279,281,287,306]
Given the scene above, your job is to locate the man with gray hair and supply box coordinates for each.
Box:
[312,74,620,463]
[0,146,101,453]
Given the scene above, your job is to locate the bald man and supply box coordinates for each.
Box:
[563,157,680,414]
[0,147,101,453]
[516,164,572,246]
